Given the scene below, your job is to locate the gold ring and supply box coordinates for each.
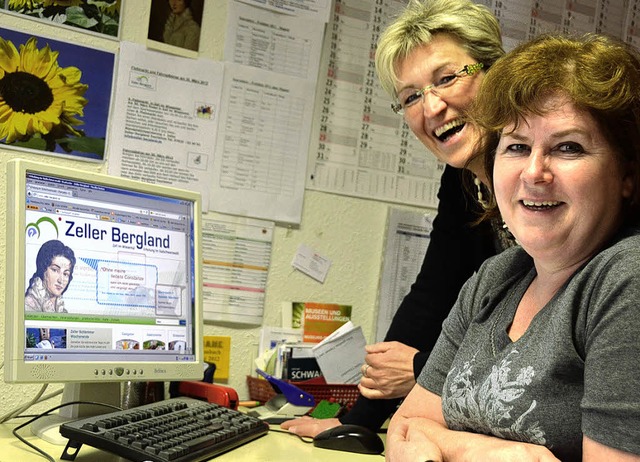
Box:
[362,364,370,378]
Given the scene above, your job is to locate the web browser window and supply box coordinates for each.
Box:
[23,171,197,364]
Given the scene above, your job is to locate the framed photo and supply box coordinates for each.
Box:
[0,27,115,161]
[147,0,204,56]
[2,0,122,39]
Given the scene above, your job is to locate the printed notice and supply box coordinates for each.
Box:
[209,62,314,224]
[237,0,331,22]
[107,41,224,209]
[376,208,433,342]
[202,215,274,325]
[224,1,324,82]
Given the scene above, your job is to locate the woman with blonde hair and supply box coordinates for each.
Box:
[283,0,512,438]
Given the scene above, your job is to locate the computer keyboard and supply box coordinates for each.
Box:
[59,397,269,461]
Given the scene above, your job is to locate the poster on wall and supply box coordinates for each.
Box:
[0,27,115,161]
[2,0,122,39]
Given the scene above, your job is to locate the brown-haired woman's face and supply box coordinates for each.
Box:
[494,95,634,264]
[395,34,484,168]
[44,255,72,297]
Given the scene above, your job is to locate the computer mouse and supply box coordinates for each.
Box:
[313,424,384,454]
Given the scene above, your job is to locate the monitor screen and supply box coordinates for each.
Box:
[3,159,203,439]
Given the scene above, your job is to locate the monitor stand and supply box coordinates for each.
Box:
[30,382,122,446]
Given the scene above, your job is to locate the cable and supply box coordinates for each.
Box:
[0,384,64,424]
[0,384,49,424]
[12,400,122,462]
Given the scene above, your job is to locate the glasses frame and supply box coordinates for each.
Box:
[391,63,484,115]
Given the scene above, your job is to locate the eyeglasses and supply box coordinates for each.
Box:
[391,63,484,115]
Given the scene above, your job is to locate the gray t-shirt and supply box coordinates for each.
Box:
[419,228,640,461]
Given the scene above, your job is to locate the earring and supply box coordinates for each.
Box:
[474,176,489,209]
[502,221,518,244]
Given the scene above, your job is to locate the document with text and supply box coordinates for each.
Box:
[107,41,224,209]
[376,207,434,342]
[237,0,331,22]
[224,1,324,83]
[202,215,274,325]
[209,62,315,224]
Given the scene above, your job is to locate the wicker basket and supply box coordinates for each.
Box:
[246,375,360,410]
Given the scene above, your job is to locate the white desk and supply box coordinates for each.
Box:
[1,421,386,461]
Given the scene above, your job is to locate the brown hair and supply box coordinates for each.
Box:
[469,33,640,225]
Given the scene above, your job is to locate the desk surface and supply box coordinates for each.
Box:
[1,421,386,461]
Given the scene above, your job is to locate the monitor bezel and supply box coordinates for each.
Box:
[4,158,204,385]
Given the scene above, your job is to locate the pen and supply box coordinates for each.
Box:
[239,400,261,408]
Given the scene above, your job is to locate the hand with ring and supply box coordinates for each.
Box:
[361,363,370,378]
[358,341,418,400]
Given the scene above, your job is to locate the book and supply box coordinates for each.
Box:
[282,344,323,381]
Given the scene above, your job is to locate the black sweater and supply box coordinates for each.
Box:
[340,165,498,430]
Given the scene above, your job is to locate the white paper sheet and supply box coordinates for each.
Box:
[107,42,224,209]
[224,1,324,82]
[236,0,331,22]
[312,321,366,384]
[201,215,274,325]
[376,207,434,342]
[209,62,315,224]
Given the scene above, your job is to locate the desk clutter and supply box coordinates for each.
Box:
[246,375,359,412]
[252,305,367,419]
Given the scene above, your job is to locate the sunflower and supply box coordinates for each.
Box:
[0,36,88,144]
[7,0,43,9]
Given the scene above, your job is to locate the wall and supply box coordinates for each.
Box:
[0,0,429,414]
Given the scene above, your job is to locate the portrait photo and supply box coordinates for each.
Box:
[147,0,204,54]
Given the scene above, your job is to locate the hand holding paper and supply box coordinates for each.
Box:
[311,321,366,384]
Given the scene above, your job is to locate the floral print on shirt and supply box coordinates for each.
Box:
[442,349,547,444]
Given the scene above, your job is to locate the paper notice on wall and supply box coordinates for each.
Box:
[201,215,274,325]
[107,41,223,209]
[376,207,434,342]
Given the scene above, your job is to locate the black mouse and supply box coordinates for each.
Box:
[313,424,384,454]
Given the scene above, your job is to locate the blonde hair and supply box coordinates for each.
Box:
[471,33,640,224]
[375,0,503,98]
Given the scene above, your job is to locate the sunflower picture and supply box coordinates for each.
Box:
[4,0,122,38]
[0,27,114,159]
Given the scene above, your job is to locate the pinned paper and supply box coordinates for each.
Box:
[291,244,331,283]
[203,336,231,381]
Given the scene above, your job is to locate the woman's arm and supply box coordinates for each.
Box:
[387,385,561,462]
[385,385,445,462]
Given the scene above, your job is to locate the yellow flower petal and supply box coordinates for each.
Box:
[0,37,20,73]
[0,36,88,144]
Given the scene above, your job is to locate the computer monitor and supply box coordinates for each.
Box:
[3,159,203,443]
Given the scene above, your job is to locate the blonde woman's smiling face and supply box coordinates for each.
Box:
[395,34,484,169]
